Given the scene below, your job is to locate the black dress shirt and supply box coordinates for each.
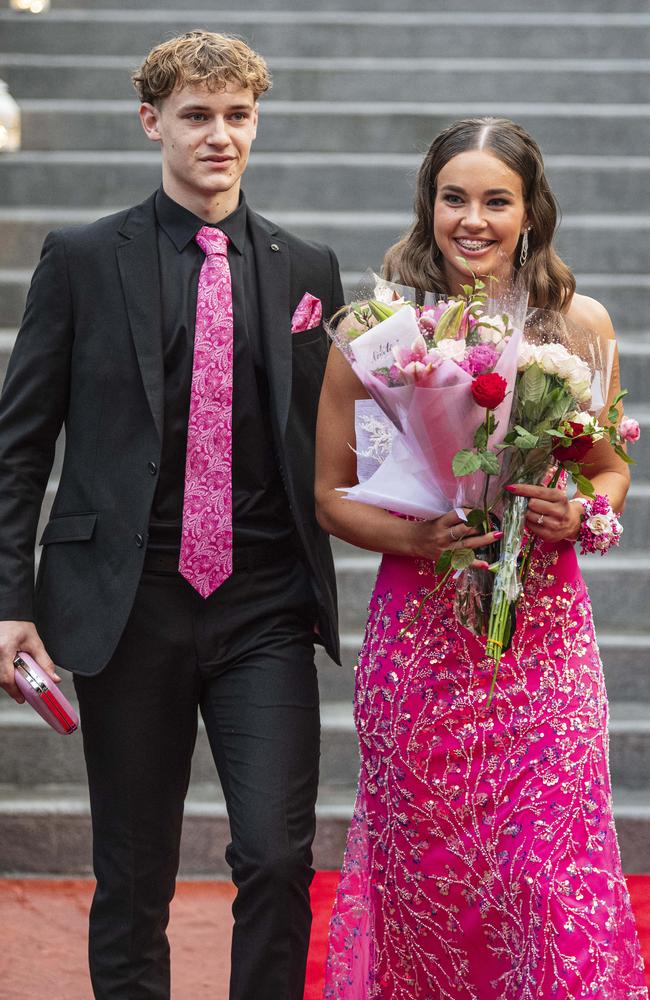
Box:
[148,187,294,553]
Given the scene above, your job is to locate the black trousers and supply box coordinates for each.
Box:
[73,546,320,1000]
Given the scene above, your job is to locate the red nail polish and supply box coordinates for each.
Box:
[505,484,518,493]
[493,531,503,540]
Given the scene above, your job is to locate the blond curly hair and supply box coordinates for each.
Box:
[132,30,272,104]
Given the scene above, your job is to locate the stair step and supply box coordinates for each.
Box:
[0,782,647,875]
[3,58,649,104]
[2,100,650,155]
[48,0,650,12]
[1,697,648,792]
[1,12,649,59]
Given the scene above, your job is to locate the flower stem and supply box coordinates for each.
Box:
[519,464,562,587]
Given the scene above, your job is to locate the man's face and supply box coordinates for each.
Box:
[140,81,258,209]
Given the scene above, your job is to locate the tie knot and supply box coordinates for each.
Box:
[195,226,229,257]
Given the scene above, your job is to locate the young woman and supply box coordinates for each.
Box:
[317,117,647,999]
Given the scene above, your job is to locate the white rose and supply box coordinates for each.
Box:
[586,514,613,536]
[567,410,591,426]
[572,380,592,405]
[537,343,571,376]
[478,315,510,345]
[437,337,466,362]
[479,328,499,346]
[555,354,591,385]
[517,342,538,370]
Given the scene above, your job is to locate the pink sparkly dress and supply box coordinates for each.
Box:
[324,413,647,1000]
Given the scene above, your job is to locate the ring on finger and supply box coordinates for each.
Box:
[536,513,545,526]
[449,525,462,542]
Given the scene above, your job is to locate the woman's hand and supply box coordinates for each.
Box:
[506,484,583,543]
[407,510,502,567]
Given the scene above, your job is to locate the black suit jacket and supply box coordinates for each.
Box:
[0,192,344,673]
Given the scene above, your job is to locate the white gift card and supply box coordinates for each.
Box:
[349,305,420,372]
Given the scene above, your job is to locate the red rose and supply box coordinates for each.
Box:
[553,420,593,463]
[471,372,508,409]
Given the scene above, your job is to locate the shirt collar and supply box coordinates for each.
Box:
[154,186,247,255]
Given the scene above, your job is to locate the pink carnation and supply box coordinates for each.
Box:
[464,343,499,376]
[619,417,640,443]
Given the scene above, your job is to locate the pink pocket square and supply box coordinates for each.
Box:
[291,292,322,333]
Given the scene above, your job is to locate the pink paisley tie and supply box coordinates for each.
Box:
[179,226,233,597]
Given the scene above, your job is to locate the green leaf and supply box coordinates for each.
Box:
[467,508,487,529]
[544,428,569,440]
[520,364,546,404]
[573,473,596,498]
[607,407,619,425]
[452,450,482,476]
[367,300,395,323]
[513,426,539,450]
[473,424,488,451]
[451,548,475,571]
[562,460,580,475]
[435,548,453,574]
[610,389,628,410]
[479,451,501,476]
[613,444,635,465]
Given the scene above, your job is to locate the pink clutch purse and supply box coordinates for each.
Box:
[14,651,79,735]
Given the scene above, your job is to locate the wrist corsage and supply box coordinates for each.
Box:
[572,494,623,555]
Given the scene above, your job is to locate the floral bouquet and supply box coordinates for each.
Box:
[482,310,638,701]
[327,268,529,534]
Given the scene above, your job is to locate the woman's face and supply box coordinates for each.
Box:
[433,149,529,294]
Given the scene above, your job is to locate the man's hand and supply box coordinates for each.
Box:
[0,622,60,703]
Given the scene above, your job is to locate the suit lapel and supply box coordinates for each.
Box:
[248,210,292,440]
[116,194,164,441]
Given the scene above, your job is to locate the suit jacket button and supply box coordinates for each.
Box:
[135,533,144,548]
[148,461,157,475]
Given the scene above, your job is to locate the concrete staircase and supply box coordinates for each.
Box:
[0,0,649,876]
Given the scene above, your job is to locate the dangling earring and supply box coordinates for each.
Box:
[519,227,531,267]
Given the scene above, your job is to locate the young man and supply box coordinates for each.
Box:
[0,31,344,1000]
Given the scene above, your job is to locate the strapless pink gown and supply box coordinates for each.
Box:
[325,541,647,999]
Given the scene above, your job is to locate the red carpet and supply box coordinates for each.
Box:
[0,873,647,998]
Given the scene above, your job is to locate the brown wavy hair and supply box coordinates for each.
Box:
[383,117,576,311]
[132,30,272,105]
